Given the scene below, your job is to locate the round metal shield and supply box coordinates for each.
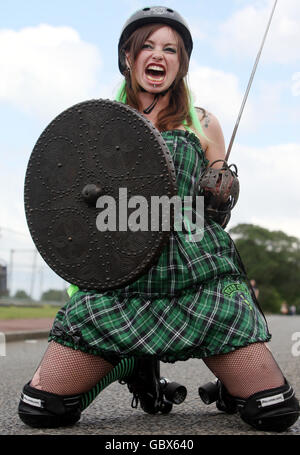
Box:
[24,99,177,291]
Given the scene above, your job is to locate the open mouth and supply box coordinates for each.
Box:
[145,64,166,83]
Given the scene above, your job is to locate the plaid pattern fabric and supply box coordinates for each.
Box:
[113,130,245,295]
[49,130,271,362]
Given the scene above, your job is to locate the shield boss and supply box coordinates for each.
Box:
[24,99,177,291]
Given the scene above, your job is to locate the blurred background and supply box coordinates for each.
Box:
[0,0,299,315]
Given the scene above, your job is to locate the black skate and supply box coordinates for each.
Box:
[198,379,237,414]
[122,357,187,414]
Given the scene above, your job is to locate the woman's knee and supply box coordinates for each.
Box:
[18,382,82,428]
[199,376,300,432]
[237,379,300,432]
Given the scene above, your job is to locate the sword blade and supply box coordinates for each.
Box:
[225,0,278,162]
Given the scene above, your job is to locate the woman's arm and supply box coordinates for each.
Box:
[195,108,239,228]
[196,108,226,168]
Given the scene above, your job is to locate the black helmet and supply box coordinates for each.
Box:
[118,6,193,75]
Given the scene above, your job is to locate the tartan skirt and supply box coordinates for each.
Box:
[49,130,271,362]
[49,274,271,363]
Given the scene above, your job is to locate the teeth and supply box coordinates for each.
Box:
[147,65,165,72]
[147,74,164,82]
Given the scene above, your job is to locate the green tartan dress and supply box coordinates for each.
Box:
[49,130,271,363]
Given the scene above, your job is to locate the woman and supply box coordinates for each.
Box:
[18,6,299,431]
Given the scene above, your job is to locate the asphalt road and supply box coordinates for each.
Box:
[1,315,300,437]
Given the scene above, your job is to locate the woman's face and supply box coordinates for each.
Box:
[131,25,180,93]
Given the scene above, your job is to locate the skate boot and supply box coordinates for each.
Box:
[123,357,187,414]
[198,379,237,414]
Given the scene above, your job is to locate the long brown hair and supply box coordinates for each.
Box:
[121,24,192,132]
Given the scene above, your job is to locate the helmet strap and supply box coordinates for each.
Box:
[143,93,160,114]
[142,82,173,115]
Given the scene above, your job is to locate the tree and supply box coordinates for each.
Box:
[14,290,30,299]
[41,289,68,302]
[229,224,300,313]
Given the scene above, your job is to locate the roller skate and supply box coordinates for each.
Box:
[198,378,237,414]
[122,357,187,414]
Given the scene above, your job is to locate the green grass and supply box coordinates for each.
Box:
[0,305,59,320]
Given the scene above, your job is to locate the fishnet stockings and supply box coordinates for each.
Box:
[31,341,284,400]
[30,341,114,395]
[203,342,285,398]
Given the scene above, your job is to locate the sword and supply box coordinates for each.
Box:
[225,0,278,162]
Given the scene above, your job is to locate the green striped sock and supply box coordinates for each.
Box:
[80,357,136,410]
